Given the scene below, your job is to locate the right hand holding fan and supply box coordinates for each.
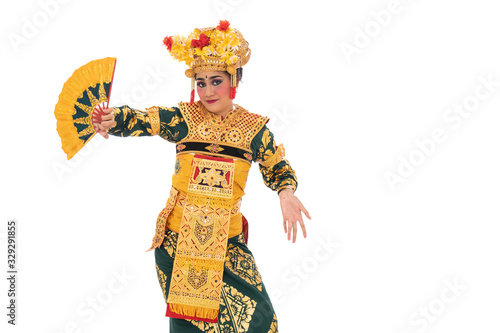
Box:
[97,108,116,139]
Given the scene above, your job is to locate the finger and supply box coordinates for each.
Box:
[301,205,312,220]
[101,113,114,121]
[298,217,307,239]
[287,220,292,241]
[283,218,287,233]
[103,107,115,114]
[97,125,109,139]
[292,221,297,243]
[101,119,116,128]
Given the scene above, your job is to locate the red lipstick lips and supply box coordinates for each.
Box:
[206,99,217,104]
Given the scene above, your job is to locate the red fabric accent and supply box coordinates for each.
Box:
[106,58,117,109]
[230,86,236,99]
[166,304,218,323]
[193,166,200,180]
[242,215,249,244]
[193,154,234,163]
[225,171,231,184]
[190,89,195,104]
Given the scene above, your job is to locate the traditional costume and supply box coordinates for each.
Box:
[108,21,297,332]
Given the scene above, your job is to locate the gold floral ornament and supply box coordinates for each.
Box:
[163,20,251,103]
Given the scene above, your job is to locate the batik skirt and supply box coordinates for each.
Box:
[155,229,279,332]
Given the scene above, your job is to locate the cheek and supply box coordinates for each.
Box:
[196,87,204,98]
[214,82,231,97]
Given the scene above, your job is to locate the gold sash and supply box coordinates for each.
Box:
[167,154,235,321]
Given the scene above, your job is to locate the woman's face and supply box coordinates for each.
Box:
[196,71,234,116]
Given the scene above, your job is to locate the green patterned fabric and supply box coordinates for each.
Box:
[155,229,278,333]
[109,105,297,192]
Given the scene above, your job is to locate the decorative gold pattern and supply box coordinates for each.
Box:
[259,144,285,168]
[156,264,168,302]
[167,155,235,321]
[268,314,278,333]
[187,284,257,333]
[163,229,178,258]
[166,23,251,73]
[206,143,224,154]
[226,244,263,291]
[148,187,179,251]
[188,157,234,198]
[177,102,268,162]
[146,106,161,135]
[259,161,297,193]
[54,57,116,160]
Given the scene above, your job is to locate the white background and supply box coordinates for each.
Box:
[1,0,500,332]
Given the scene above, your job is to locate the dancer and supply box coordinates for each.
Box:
[97,20,310,332]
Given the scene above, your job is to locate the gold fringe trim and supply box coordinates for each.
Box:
[169,303,219,321]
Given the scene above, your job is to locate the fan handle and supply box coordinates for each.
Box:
[92,58,117,133]
[92,103,108,133]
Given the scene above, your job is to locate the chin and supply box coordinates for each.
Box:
[203,102,223,114]
[202,101,216,112]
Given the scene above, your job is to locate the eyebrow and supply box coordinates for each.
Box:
[196,75,223,81]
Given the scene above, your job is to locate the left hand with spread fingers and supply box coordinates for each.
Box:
[279,189,311,243]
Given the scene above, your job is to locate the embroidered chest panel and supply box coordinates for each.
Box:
[177,102,268,162]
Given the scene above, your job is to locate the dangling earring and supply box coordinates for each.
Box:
[230,73,237,99]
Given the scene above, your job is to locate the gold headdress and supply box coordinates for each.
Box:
[163,20,251,103]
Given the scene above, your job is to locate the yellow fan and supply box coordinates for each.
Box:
[54,57,117,159]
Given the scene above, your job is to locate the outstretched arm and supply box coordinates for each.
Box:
[96,105,187,142]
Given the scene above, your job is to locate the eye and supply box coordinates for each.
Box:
[196,81,206,88]
[212,79,223,86]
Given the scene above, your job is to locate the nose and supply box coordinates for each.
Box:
[205,83,215,97]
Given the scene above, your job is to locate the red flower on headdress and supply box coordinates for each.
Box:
[217,20,230,31]
[191,33,210,49]
[163,36,173,51]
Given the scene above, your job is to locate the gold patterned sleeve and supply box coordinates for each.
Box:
[252,126,298,193]
[108,105,187,142]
